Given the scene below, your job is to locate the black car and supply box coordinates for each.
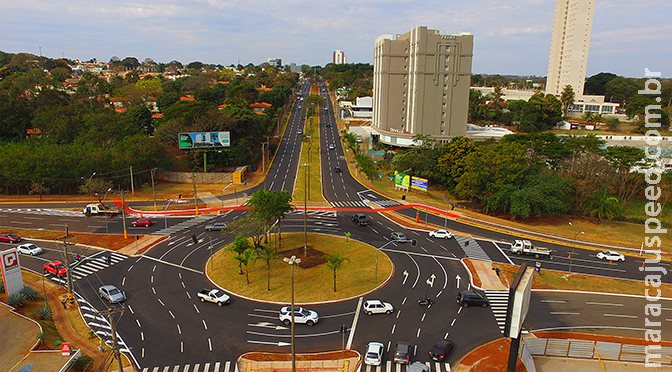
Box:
[456,290,489,307]
[428,339,453,361]
[334,166,341,173]
[393,341,411,364]
[352,213,369,226]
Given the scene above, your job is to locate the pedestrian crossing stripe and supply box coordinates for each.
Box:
[356,362,451,372]
[484,290,510,333]
[142,361,238,372]
[0,207,85,217]
[47,252,128,282]
[151,216,215,236]
[76,297,128,350]
[455,236,491,261]
[289,210,337,217]
[331,200,369,208]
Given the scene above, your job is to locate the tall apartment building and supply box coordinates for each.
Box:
[546,0,595,96]
[332,50,346,65]
[373,26,473,146]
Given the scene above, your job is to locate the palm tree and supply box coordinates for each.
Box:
[228,235,251,274]
[325,253,349,292]
[255,245,279,291]
[583,188,622,223]
[344,232,351,242]
[560,85,575,119]
[234,248,255,285]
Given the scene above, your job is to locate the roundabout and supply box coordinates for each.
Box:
[206,232,394,304]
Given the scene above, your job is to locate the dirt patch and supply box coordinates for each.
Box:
[281,246,327,269]
[1,227,142,251]
[456,337,526,372]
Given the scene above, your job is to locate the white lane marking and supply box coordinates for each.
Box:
[586,302,624,307]
[193,303,200,313]
[541,300,567,303]
[208,338,212,352]
[603,314,638,319]
[203,319,208,330]
[177,324,182,334]
[346,297,364,349]
[405,253,421,288]
[391,324,396,334]
[136,319,141,328]
[550,312,580,315]
[492,242,514,265]
[122,277,126,286]
[169,310,175,319]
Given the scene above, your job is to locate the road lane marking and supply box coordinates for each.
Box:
[550,312,580,315]
[492,242,514,265]
[177,324,182,334]
[141,332,144,341]
[321,311,356,319]
[208,338,212,352]
[122,277,126,286]
[451,318,456,326]
[391,324,396,334]
[416,328,421,337]
[169,310,175,319]
[203,320,208,330]
[346,297,363,349]
[136,319,141,328]
[157,298,165,306]
[603,314,637,319]
[151,287,156,295]
[541,300,567,303]
[587,302,624,307]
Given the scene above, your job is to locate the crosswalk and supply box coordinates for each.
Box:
[331,200,369,208]
[455,236,490,261]
[484,290,510,333]
[47,252,127,285]
[357,361,451,372]
[141,361,238,372]
[283,211,340,232]
[77,296,129,352]
[369,199,402,208]
[0,207,84,217]
[151,215,215,236]
[289,210,337,217]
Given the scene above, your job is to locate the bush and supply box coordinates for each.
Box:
[38,305,52,320]
[7,292,26,307]
[72,354,94,371]
[20,286,39,301]
[0,280,4,293]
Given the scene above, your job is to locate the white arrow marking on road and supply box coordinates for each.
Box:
[426,274,436,288]
[248,322,289,330]
[248,340,291,347]
[168,241,175,245]
[456,274,462,289]
[402,270,409,285]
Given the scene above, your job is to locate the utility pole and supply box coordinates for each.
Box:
[192,172,199,215]
[129,166,134,196]
[120,190,127,239]
[150,168,158,212]
[100,307,125,372]
[203,151,207,174]
[62,224,74,296]
[283,256,301,372]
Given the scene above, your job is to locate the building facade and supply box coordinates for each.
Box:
[373,26,473,146]
[332,50,346,65]
[546,0,595,96]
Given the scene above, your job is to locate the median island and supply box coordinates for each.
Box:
[206,232,393,303]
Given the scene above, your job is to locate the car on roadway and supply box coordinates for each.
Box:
[99,285,126,304]
[43,260,67,277]
[393,341,412,364]
[279,306,319,326]
[205,222,227,231]
[407,362,429,372]
[363,299,394,315]
[328,144,336,150]
[0,233,22,243]
[334,166,341,173]
[429,229,453,239]
[364,342,385,366]
[17,243,43,256]
[131,217,152,227]
[391,232,408,241]
[297,130,303,135]
[352,213,369,226]
[428,339,454,361]
[456,290,489,307]
[198,289,231,306]
[596,250,625,262]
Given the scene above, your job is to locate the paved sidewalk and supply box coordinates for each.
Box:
[535,356,668,371]
[468,260,508,290]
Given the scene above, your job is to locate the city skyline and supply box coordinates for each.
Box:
[1,0,670,77]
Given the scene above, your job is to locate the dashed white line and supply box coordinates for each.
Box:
[169,310,175,319]
[391,324,396,334]
[416,328,421,338]
[140,332,144,341]
[157,298,165,306]
[604,314,637,319]
[587,302,624,307]
[193,304,200,314]
[550,312,580,315]
[177,324,182,334]
[203,320,208,330]
[208,338,212,352]
[136,319,141,328]
[450,318,456,326]
[151,287,156,295]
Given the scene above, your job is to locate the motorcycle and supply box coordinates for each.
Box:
[418,296,434,307]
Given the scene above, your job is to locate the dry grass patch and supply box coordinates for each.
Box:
[207,232,392,303]
[0,226,139,251]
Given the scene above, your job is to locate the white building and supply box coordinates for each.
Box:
[332,50,346,65]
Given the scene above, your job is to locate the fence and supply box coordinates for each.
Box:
[524,337,672,366]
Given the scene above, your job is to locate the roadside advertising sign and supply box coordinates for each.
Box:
[410,176,429,191]
[179,131,231,149]
[1,248,24,296]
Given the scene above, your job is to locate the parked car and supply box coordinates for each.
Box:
[407,362,429,372]
[364,342,385,366]
[391,232,408,241]
[17,243,43,255]
[596,251,625,262]
[429,229,453,239]
[197,289,231,306]
[205,222,227,231]
[0,233,22,243]
[131,217,152,227]
[393,341,412,364]
[43,260,67,277]
[352,213,369,226]
[428,339,454,361]
[279,306,319,326]
[456,290,489,307]
[99,285,126,304]
[363,300,394,315]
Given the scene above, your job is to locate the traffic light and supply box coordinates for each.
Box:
[191,234,198,245]
[411,239,417,246]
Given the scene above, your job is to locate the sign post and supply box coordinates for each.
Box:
[61,342,71,357]
[1,248,24,296]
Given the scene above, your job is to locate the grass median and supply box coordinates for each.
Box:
[206,232,393,303]
[293,114,326,205]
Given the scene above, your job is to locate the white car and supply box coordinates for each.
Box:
[328,144,336,150]
[363,300,394,315]
[279,306,319,326]
[429,229,453,239]
[365,342,385,366]
[596,251,625,262]
[17,243,43,256]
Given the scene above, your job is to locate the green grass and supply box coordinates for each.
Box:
[293,114,326,203]
[207,232,393,303]
[21,297,63,349]
[622,199,671,221]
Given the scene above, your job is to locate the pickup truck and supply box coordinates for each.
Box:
[510,239,552,259]
[197,289,231,306]
[83,203,119,216]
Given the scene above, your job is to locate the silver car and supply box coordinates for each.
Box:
[205,222,227,231]
[99,285,126,304]
[17,243,43,256]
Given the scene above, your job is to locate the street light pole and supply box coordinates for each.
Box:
[102,187,112,234]
[283,255,302,372]
[568,222,584,275]
[303,164,308,257]
[150,168,158,212]
[164,200,172,229]
[120,189,127,239]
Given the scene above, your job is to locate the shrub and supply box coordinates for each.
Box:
[7,292,26,307]
[20,286,39,301]
[0,280,4,293]
[38,306,52,320]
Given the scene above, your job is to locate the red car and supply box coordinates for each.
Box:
[43,261,67,277]
[131,217,152,227]
[0,233,22,243]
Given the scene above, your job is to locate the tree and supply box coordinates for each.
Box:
[229,235,252,274]
[355,153,377,180]
[604,146,649,204]
[559,85,575,118]
[583,188,622,223]
[604,77,639,103]
[436,137,478,187]
[517,93,562,132]
[78,178,113,203]
[246,189,293,245]
[584,72,619,96]
[28,180,49,201]
[223,216,266,247]
[234,247,255,284]
[344,232,351,242]
[255,245,279,291]
[468,89,486,122]
[325,253,349,292]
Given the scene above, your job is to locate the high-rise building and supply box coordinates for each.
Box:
[332,50,346,65]
[546,0,595,96]
[373,26,473,146]
[267,58,282,68]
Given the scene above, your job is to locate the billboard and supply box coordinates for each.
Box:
[411,176,429,192]
[1,248,24,296]
[394,172,410,190]
[179,132,231,149]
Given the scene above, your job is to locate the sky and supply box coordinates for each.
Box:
[1,0,670,77]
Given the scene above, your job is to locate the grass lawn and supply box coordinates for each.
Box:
[293,114,327,204]
[207,232,393,303]
[621,199,671,221]
[0,226,139,251]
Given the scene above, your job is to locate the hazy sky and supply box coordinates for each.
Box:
[1,0,670,77]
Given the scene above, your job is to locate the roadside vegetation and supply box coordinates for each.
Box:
[293,92,326,203]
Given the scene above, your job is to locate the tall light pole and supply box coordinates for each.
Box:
[283,255,301,372]
[150,168,158,211]
[303,164,308,257]
[120,190,127,239]
[163,199,173,230]
[568,222,584,275]
[102,187,112,234]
